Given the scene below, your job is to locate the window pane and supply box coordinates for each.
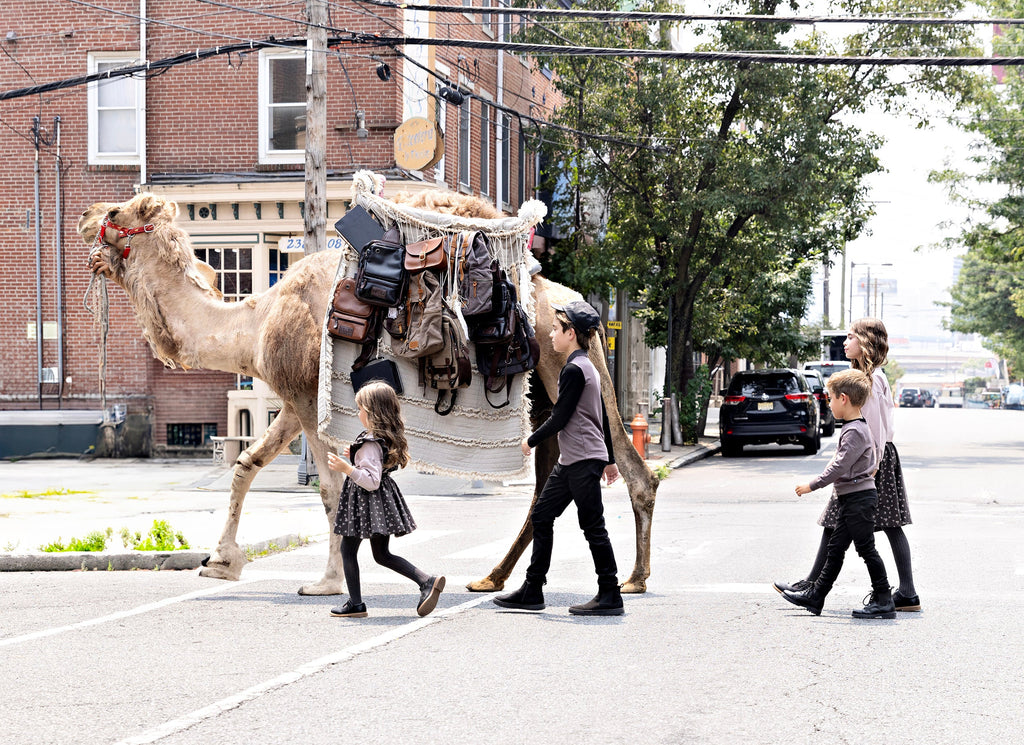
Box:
[239,248,252,270]
[97,110,136,152]
[223,273,237,296]
[240,273,252,295]
[206,250,221,270]
[270,58,305,103]
[224,250,237,271]
[97,76,135,108]
[271,106,305,150]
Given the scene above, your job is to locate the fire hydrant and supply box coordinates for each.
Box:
[630,411,651,459]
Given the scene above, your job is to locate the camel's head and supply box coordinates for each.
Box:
[78,193,221,295]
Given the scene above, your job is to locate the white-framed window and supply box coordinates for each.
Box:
[479,102,490,196]
[87,52,143,165]
[192,244,254,301]
[459,98,472,188]
[499,112,511,207]
[258,49,306,164]
[482,0,493,35]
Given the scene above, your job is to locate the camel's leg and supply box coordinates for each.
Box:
[200,405,302,581]
[594,332,659,593]
[467,380,557,592]
[294,417,346,596]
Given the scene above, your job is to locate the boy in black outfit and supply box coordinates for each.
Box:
[494,300,624,616]
[782,368,896,619]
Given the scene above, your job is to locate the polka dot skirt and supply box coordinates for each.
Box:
[818,442,912,530]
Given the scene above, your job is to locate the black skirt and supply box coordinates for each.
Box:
[818,442,912,530]
[333,471,417,538]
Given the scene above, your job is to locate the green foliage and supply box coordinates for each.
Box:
[678,365,713,444]
[2,487,92,499]
[883,358,905,392]
[41,528,113,553]
[525,0,982,398]
[651,464,672,481]
[120,520,190,551]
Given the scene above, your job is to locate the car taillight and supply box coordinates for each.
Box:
[785,393,812,402]
[724,395,746,405]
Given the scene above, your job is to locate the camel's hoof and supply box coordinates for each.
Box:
[466,577,504,592]
[297,580,344,596]
[620,579,647,594]
[198,564,242,581]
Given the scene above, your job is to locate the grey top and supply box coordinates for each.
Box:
[809,418,876,495]
[527,349,614,466]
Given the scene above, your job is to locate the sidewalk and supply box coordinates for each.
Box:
[0,417,720,572]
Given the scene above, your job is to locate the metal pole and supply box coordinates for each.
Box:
[54,116,64,407]
[33,116,43,409]
[864,265,871,317]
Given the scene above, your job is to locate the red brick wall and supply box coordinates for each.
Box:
[0,0,557,446]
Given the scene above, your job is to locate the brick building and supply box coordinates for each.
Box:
[0,0,559,456]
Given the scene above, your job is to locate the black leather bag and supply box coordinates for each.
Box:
[476,303,541,409]
[351,358,403,395]
[355,223,409,307]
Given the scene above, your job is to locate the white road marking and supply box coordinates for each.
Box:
[0,580,261,649]
[109,593,495,745]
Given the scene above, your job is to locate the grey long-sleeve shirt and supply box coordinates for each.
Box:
[809,418,876,495]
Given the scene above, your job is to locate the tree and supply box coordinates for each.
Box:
[527,0,982,437]
[940,0,1024,376]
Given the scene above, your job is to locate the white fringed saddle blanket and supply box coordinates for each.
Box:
[317,173,547,480]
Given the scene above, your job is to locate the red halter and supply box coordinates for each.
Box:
[100,216,155,258]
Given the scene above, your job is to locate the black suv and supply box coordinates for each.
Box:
[720,369,821,457]
[900,387,924,408]
[803,369,836,438]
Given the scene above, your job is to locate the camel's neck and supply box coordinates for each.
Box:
[126,265,261,375]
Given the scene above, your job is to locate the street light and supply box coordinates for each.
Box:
[849,262,893,323]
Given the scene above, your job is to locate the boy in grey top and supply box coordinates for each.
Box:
[782,368,896,619]
[493,300,623,616]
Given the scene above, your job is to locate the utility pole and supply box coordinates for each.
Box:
[304,0,327,256]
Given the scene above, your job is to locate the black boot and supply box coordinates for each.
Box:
[852,586,897,619]
[417,575,445,617]
[781,583,829,616]
[494,580,545,611]
[569,584,624,616]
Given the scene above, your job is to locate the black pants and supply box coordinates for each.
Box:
[525,459,618,588]
[817,488,889,593]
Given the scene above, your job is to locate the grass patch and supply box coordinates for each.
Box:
[38,520,192,552]
[245,535,310,561]
[652,464,672,481]
[2,487,93,499]
[120,520,191,551]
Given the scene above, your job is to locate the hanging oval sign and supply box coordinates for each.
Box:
[394,117,444,171]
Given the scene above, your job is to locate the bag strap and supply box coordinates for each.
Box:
[484,378,512,409]
[351,311,382,372]
[434,389,458,416]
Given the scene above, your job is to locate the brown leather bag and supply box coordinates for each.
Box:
[327,277,377,343]
[403,236,447,273]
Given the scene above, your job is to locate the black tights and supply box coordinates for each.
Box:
[806,526,917,597]
[340,535,429,605]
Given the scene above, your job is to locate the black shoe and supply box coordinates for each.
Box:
[569,585,624,616]
[781,586,827,616]
[330,600,368,618]
[852,588,897,620]
[417,575,445,617]
[493,580,545,611]
[773,578,812,594]
[892,590,921,612]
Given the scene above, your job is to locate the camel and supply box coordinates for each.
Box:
[79,187,659,595]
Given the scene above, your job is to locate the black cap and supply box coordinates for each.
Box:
[553,300,601,333]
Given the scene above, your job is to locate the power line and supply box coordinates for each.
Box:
[352,33,1024,66]
[351,0,1024,28]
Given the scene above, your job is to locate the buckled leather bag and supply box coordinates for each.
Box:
[393,270,445,358]
[421,302,473,416]
[327,277,377,343]
[404,236,447,274]
[355,223,408,307]
[449,230,497,318]
[476,302,541,409]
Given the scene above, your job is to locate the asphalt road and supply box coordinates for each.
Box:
[2,407,1023,744]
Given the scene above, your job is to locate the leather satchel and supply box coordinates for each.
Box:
[404,236,447,273]
[355,223,408,307]
[327,277,376,343]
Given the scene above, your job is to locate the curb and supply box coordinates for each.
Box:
[671,440,721,468]
[0,532,316,573]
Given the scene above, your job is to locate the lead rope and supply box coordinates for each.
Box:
[83,240,109,416]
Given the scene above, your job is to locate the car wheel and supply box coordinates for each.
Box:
[802,433,820,455]
[821,419,835,438]
[721,440,742,458]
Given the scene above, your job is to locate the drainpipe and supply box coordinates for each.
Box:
[139,0,147,188]
[33,116,43,409]
[54,116,64,406]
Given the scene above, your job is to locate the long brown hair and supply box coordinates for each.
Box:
[354,382,410,470]
[849,317,889,377]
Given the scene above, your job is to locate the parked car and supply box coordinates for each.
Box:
[802,369,836,437]
[900,387,924,408]
[719,369,821,457]
[919,389,936,408]
[802,360,851,381]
